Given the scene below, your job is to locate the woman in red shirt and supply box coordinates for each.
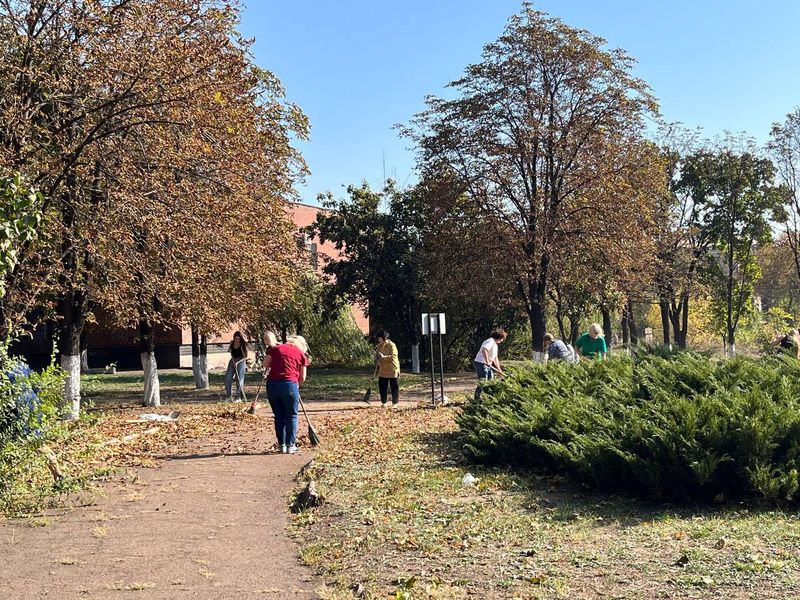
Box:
[262,335,309,454]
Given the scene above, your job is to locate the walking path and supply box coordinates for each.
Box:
[0,376,476,600]
[1,431,318,599]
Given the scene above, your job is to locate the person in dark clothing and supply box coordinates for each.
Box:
[544,333,575,362]
[224,331,248,402]
[772,329,800,359]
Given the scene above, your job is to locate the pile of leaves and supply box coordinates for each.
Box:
[458,350,800,504]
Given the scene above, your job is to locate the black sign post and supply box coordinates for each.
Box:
[422,313,446,405]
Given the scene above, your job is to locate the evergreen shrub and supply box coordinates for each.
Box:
[457,350,800,503]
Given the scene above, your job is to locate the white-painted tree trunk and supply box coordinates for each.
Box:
[411,344,420,374]
[192,354,209,389]
[727,342,736,357]
[532,350,546,363]
[141,351,161,407]
[80,348,89,373]
[61,354,81,420]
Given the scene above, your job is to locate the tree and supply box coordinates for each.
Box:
[0,174,44,337]
[678,144,787,354]
[250,271,372,366]
[306,182,424,362]
[755,236,800,319]
[0,1,305,412]
[412,167,527,367]
[769,108,800,287]
[651,126,710,348]
[406,6,659,357]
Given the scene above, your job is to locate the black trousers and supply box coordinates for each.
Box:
[378,377,399,404]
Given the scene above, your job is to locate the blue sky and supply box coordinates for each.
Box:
[241,1,800,204]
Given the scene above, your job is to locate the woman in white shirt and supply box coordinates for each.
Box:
[473,328,506,400]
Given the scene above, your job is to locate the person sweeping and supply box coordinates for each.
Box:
[224,331,248,402]
[473,328,506,401]
[263,335,309,454]
[375,330,400,408]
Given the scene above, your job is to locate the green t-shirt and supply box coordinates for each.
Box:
[575,332,607,359]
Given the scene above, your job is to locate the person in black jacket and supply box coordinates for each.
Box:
[772,329,799,359]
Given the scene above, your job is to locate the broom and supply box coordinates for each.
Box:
[245,375,264,414]
[298,395,320,446]
[362,363,379,404]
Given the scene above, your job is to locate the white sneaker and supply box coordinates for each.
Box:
[288,445,299,454]
[281,444,287,454]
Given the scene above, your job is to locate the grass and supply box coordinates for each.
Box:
[292,402,800,599]
[82,366,432,405]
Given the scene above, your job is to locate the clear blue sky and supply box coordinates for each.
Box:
[240,1,800,204]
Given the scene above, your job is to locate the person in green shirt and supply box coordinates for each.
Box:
[574,323,607,360]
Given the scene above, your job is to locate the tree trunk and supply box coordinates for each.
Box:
[57,175,90,419]
[79,329,89,373]
[555,311,567,342]
[411,343,420,373]
[139,318,160,407]
[670,294,689,348]
[659,297,671,345]
[627,299,639,345]
[601,306,613,349]
[528,255,550,362]
[528,301,547,362]
[621,307,630,348]
[58,290,87,420]
[191,325,209,389]
[60,349,81,421]
[569,318,580,346]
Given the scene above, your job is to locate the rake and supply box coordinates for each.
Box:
[245,375,264,415]
[298,395,320,446]
[362,363,379,404]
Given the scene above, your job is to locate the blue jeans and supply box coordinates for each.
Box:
[225,359,247,399]
[474,361,494,401]
[267,380,300,446]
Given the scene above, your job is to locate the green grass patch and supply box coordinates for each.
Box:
[83,366,431,404]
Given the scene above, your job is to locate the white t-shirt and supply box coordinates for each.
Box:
[474,338,498,364]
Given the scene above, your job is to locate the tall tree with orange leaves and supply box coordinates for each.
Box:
[407,6,661,357]
[0,1,306,412]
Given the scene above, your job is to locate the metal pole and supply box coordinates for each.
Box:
[438,328,445,404]
[428,315,435,405]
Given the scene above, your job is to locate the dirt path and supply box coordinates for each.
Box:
[0,431,319,600]
[0,376,477,600]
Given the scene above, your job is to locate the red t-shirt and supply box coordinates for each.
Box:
[266,344,308,383]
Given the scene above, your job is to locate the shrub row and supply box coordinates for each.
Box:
[457,350,800,503]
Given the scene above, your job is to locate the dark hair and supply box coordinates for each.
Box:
[375,330,390,341]
[229,331,248,353]
[491,328,507,341]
